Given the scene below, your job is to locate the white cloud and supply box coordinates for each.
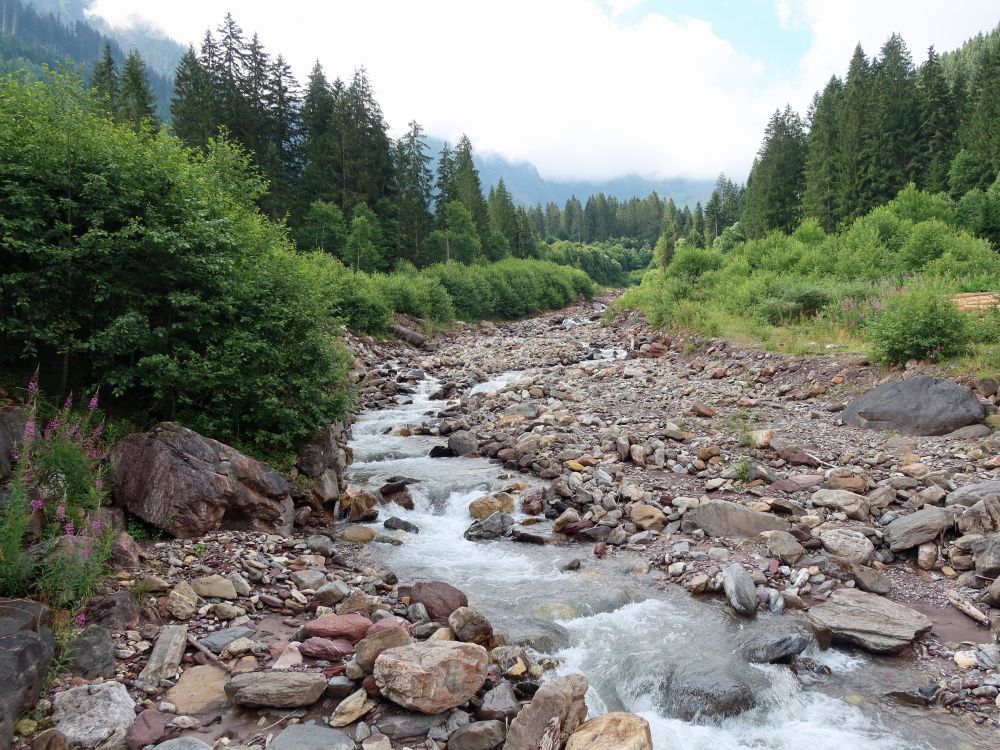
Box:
[87,0,998,182]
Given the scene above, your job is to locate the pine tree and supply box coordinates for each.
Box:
[870,34,919,202]
[90,42,117,114]
[741,106,807,236]
[836,45,878,222]
[345,203,384,272]
[171,46,216,149]
[544,202,562,239]
[395,120,434,262]
[118,49,158,131]
[451,135,490,239]
[802,78,842,231]
[295,62,338,215]
[563,196,584,242]
[962,40,1000,188]
[488,177,518,249]
[433,141,455,227]
[260,53,301,218]
[914,46,956,193]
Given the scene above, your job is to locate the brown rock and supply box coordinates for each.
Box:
[166,665,228,714]
[126,710,165,750]
[374,641,488,714]
[355,627,413,672]
[303,614,372,643]
[410,580,468,622]
[225,671,328,708]
[299,637,354,660]
[447,607,493,645]
[503,674,588,750]
[565,712,653,750]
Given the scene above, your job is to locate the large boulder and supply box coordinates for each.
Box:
[503,674,588,750]
[565,713,653,750]
[808,589,931,653]
[656,657,769,720]
[884,507,954,551]
[296,422,351,504]
[268,724,355,750]
[52,681,136,750]
[973,534,1000,577]
[820,528,874,564]
[946,481,1000,507]
[737,624,815,664]
[110,422,293,538]
[722,565,758,618]
[448,430,479,456]
[809,489,869,520]
[0,599,55,749]
[224,672,328,708]
[842,376,987,436]
[374,641,488,714]
[957,495,1000,535]
[681,500,788,538]
[410,580,468,622]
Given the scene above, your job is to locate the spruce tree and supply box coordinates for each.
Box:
[802,78,843,231]
[914,46,956,193]
[870,34,918,202]
[433,141,455,227]
[488,177,518,249]
[741,106,807,236]
[836,45,877,222]
[395,120,434,262]
[118,49,158,131]
[451,135,490,240]
[90,42,117,114]
[963,40,1000,188]
[171,46,216,149]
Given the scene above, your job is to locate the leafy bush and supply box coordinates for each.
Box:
[866,284,971,364]
[667,244,723,279]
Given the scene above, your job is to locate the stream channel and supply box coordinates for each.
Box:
[349,373,987,749]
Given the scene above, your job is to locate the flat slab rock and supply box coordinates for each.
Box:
[267,723,355,750]
[808,589,931,654]
[681,500,788,538]
[842,375,987,436]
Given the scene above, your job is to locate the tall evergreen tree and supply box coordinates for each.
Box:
[870,34,919,202]
[962,40,1000,188]
[117,49,158,131]
[836,45,878,222]
[395,120,434,262]
[488,177,518,248]
[171,46,215,149]
[802,78,842,230]
[433,141,455,226]
[914,46,956,193]
[451,135,490,239]
[741,106,807,236]
[89,42,117,113]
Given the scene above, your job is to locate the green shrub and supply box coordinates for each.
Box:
[866,284,971,364]
[668,244,723,279]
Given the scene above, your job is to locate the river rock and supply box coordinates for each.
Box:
[478,681,521,721]
[110,422,293,537]
[737,624,815,663]
[52,681,135,750]
[355,626,413,672]
[657,657,767,720]
[448,430,479,456]
[304,534,338,557]
[385,516,420,534]
[809,489,869,520]
[820,528,874,564]
[376,712,449,739]
[503,674,588,750]
[315,580,352,606]
[842,376,987,436]
[957,495,1000,535]
[449,720,507,750]
[0,408,25,482]
[225,671,328,707]
[681,500,788,537]
[973,534,1000,577]
[290,569,327,590]
[339,485,379,522]
[722,564,758,617]
[68,624,116,679]
[300,636,354,660]
[166,582,199,620]
[465,512,515,541]
[808,589,931,653]
[303,613,372,642]
[192,574,237,600]
[329,687,376,727]
[340,525,376,543]
[136,624,187,687]
[268,723,355,750]
[470,493,515,520]
[946,480,1000,507]
[0,599,55,749]
[565,712,653,750]
[165,665,228,714]
[374,641,488,714]
[448,607,493,644]
[760,530,805,564]
[411,580,468,621]
[198,625,255,654]
[884,507,954,551]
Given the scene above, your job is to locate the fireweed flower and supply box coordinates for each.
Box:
[64,520,75,536]
[88,393,99,412]
[55,505,65,520]
[29,499,44,513]
[23,419,36,441]
[64,394,73,410]
[74,612,86,628]
[91,519,102,533]
[94,478,104,492]
[28,372,39,394]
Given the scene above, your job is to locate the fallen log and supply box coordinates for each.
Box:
[945,590,990,627]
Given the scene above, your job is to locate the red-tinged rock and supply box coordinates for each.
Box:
[410,580,468,622]
[366,616,414,637]
[259,594,284,609]
[594,542,607,558]
[691,402,715,418]
[562,520,595,535]
[300,636,355,660]
[303,613,372,643]
[374,641,488,714]
[362,674,380,696]
[126,709,165,750]
[269,640,290,659]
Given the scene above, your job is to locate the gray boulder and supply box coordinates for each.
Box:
[656,657,769,720]
[448,430,479,456]
[0,409,25,482]
[884,507,954,551]
[808,589,931,653]
[946,481,1000,507]
[842,375,986,436]
[973,534,1000,577]
[68,624,116,679]
[0,599,55,749]
[681,501,788,538]
[722,565,758,618]
[738,624,815,664]
[464,512,515,541]
[268,723,355,750]
[52,681,136,750]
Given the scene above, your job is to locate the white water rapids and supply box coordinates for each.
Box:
[349,376,984,750]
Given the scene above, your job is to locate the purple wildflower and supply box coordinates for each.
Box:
[64,520,75,536]
[27,371,39,394]
[94,478,104,492]
[55,505,65,520]
[74,612,86,628]
[23,419,36,442]
[63,393,73,410]
[88,392,99,412]
[29,498,44,513]
[91,518,102,533]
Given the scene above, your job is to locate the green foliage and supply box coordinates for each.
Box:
[667,244,723,280]
[866,283,971,364]
[295,200,347,254]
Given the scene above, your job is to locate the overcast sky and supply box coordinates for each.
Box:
[87,0,1000,182]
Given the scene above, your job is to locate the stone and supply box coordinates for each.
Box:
[565,712,653,750]
[165,665,228,714]
[136,624,187,687]
[411,580,468,622]
[197,625,255,654]
[165,582,198,620]
[842,376,987,436]
[503,674,588,750]
[656,657,767,720]
[478,681,521,721]
[68,624,116,679]
[340,525,376,543]
[448,430,479,456]
[957,495,1000,535]
[448,607,493,645]
[193,575,237,601]
[303,613,372,643]
[737,626,814,663]
[808,589,932,653]
[884,507,954,551]
[973,534,1000,577]
[629,503,667,531]
[384,517,420,534]
[760,530,805,564]
[111,422,292,537]
[85,590,139,631]
[722,565,757,617]
[52,681,135,750]
[314,580,351,606]
[300,637,354,660]
[820,528,874,564]
[304,534,338,557]
[111,532,144,569]
[374,641,488,714]
[272,641,303,669]
[268,724,355,750]
[809,489,869,520]
[681,500,788,538]
[449,720,507,750]
[376,712,449,740]
[917,542,938,570]
[329,687,376,727]
[225,671,328,707]
[946,481,1000,507]
[290,569,327,590]
[0,599,55,750]
[465,512,516,541]
[470,493,515,520]
[150,740,212,750]
[0,409,25,482]
[355,627,413,672]
[339,486,379,521]
[126,710,165,750]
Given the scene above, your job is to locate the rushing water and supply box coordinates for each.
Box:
[350,376,987,750]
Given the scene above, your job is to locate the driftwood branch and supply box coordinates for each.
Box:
[186,634,233,672]
[945,590,989,627]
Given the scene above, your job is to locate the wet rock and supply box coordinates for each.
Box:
[884,507,954,551]
[448,430,479,456]
[448,607,493,645]
[339,486,379,522]
[225,671,328,707]
[384,517,420,534]
[52,681,135,750]
[808,589,931,653]
[565,712,653,750]
[738,626,815,663]
[722,564,758,617]
[303,614,372,642]
[268,723,355,750]
[374,641,488,714]
[478,681,521,721]
[111,422,293,537]
[340,525,377,543]
[820,528,874,564]
[470,493,515,520]
[165,665,228,715]
[465,512,515,541]
[449,720,507,750]
[682,500,788,538]
[503,674,588,750]
[68,624,115,679]
[842,376,986,436]
[198,625,255,654]
[411,580,468,622]
[355,627,413,672]
[657,657,767,720]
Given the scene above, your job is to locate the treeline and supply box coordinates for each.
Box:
[740,27,1000,238]
[0,0,172,115]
